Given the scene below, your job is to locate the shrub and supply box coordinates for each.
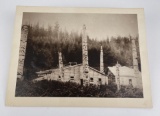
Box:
[116,85,143,98]
[15,80,143,98]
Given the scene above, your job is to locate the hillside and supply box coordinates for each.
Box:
[23,23,141,79]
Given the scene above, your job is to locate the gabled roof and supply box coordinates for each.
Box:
[36,63,106,76]
[89,66,106,76]
[108,66,141,77]
[63,64,82,69]
[36,70,52,75]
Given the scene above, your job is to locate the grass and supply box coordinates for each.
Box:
[15,80,143,98]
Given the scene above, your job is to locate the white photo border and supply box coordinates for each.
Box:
[6,6,152,108]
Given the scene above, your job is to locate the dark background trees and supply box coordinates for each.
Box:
[23,23,141,79]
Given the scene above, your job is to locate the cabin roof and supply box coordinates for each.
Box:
[36,70,52,75]
[36,63,106,76]
[108,66,141,77]
[63,63,106,76]
[63,64,82,69]
[89,66,106,76]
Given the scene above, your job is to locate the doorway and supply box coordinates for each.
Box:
[80,79,83,86]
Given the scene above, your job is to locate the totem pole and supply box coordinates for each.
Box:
[131,38,140,87]
[17,25,29,80]
[116,61,121,90]
[58,51,64,81]
[82,25,89,85]
[100,46,104,74]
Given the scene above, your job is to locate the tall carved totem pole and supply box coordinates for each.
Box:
[58,52,64,81]
[116,61,121,90]
[82,25,89,85]
[100,46,105,74]
[17,25,29,80]
[131,38,140,87]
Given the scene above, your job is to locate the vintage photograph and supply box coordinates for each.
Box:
[16,12,143,98]
[6,7,152,107]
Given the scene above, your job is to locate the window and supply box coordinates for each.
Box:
[129,79,132,85]
[90,78,93,82]
[70,76,74,81]
[80,79,83,86]
[98,78,102,85]
[70,76,74,78]
[57,76,61,81]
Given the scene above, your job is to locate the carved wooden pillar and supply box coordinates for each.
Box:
[82,25,89,85]
[100,46,104,74]
[17,25,29,80]
[58,52,64,81]
[131,38,140,87]
[116,61,120,90]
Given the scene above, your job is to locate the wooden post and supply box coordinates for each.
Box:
[82,25,89,85]
[131,38,140,87]
[58,52,64,81]
[17,25,29,80]
[116,61,120,90]
[100,46,104,74]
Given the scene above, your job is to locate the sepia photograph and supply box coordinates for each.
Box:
[16,13,143,98]
[6,7,152,107]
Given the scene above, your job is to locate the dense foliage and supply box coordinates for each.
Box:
[23,23,141,79]
[16,80,143,98]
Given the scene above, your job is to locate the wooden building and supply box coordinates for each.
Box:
[107,37,142,90]
[35,64,108,86]
[34,25,108,86]
[108,63,142,88]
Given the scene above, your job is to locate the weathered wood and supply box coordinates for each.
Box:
[82,25,89,85]
[100,46,104,73]
[58,52,64,81]
[116,62,121,90]
[35,64,108,86]
[131,38,142,88]
[17,25,29,80]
